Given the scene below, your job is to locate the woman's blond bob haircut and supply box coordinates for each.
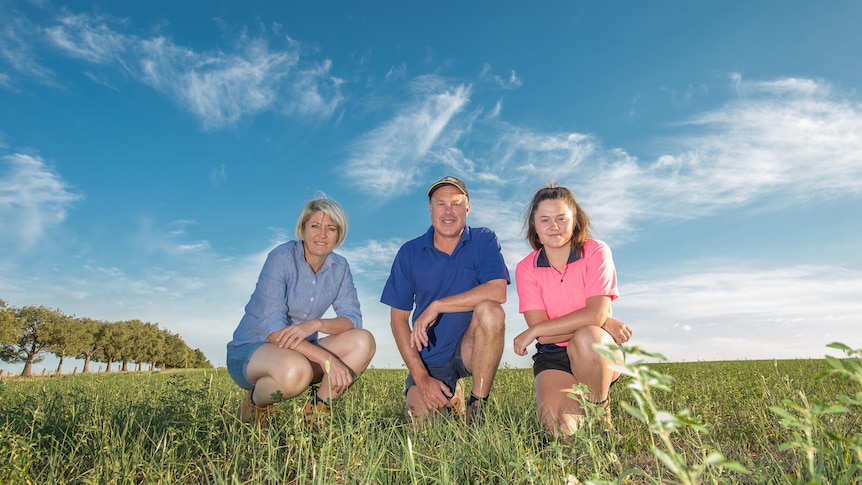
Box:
[295,197,349,249]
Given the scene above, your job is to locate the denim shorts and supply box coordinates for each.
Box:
[226,342,266,389]
[406,349,470,395]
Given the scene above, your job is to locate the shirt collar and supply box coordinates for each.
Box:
[535,246,581,267]
[294,239,333,273]
[422,225,472,248]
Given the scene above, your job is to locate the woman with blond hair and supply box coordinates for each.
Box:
[227,197,376,426]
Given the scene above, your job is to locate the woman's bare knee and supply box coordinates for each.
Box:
[350,328,377,358]
[269,361,313,398]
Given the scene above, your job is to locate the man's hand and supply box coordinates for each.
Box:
[413,373,453,413]
[410,303,440,350]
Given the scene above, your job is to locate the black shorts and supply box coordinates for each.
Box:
[532,345,571,377]
[532,344,621,390]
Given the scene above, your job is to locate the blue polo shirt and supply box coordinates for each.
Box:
[381,225,510,366]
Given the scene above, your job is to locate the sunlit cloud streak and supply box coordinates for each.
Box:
[28,11,343,129]
[342,77,472,199]
[0,153,83,249]
[349,74,862,245]
[44,13,128,64]
[0,15,56,85]
[337,238,405,282]
[615,264,862,361]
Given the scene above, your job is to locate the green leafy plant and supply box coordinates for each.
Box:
[594,343,748,484]
[769,342,862,484]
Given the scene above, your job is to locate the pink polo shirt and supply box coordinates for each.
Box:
[516,239,618,346]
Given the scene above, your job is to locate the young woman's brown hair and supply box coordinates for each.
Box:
[524,184,591,254]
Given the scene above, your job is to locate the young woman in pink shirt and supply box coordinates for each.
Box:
[513,185,633,436]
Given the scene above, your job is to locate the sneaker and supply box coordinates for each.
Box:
[303,401,331,429]
[466,397,485,426]
[238,389,272,426]
[449,379,466,417]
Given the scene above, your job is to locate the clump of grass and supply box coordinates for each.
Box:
[579,344,748,484]
[0,345,860,483]
[768,342,862,484]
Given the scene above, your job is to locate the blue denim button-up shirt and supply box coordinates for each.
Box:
[228,240,362,347]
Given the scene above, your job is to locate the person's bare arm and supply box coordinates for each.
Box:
[391,307,452,411]
[514,295,627,355]
[267,316,354,350]
[411,279,507,350]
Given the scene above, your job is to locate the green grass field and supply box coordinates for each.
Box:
[1,350,860,484]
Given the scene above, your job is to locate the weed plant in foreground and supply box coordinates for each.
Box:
[0,343,859,484]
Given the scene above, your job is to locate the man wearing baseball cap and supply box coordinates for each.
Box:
[381,176,509,425]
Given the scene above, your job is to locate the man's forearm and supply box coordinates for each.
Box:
[431,279,507,313]
[391,316,429,378]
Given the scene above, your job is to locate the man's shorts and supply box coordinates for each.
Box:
[406,349,470,395]
[226,342,266,389]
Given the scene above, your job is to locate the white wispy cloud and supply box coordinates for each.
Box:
[18,10,345,130]
[480,64,522,90]
[282,58,344,119]
[369,74,862,243]
[210,164,227,188]
[137,36,298,130]
[665,76,862,202]
[615,264,862,361]
[0,16,56,84]
[342,77,472,199]
[505,77,859,242]
[45,13,128,64]
[337,238,405,282]
[0,153,83,249]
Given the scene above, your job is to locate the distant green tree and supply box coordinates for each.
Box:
[0,299,212,373]
[46,311,86,374]
[0,299,16,344]
[136,322,164,371]
[85,319,114,372]
[162,331,191,369]
[73,317,100,373]
[96,321,130,372]
[1,305,67,377]
[118,319,144,372]
[191,348,214,368]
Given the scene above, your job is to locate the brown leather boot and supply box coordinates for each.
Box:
[237,389,272,426]
[302,400,331,430]
[449,379,466,418]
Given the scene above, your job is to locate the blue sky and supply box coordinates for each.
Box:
[2,1,861,373]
